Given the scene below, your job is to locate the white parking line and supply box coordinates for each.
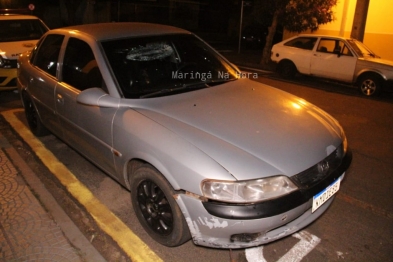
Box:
[245,231,321,262]
[245,246,267,262]
[278,231,321,262]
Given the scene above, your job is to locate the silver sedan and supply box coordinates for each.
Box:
[17,23,352,249]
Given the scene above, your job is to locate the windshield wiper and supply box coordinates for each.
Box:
[139,78,236,98]
[367,53,380,58]
[140,78,236,98]
[140,82,208,98]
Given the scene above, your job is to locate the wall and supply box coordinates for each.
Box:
[362,1,393,60]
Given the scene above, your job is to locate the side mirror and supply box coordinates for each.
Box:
[77,88,120,108]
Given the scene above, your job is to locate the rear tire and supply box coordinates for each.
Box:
[23,93,49,137]
[277,60,297,79]
[129,165,191,247]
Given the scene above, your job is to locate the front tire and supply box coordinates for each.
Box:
[358,74,382,97]
[130,165,191,247]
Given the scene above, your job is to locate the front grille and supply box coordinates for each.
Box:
[1,59,18,69]
[291,144,344,188]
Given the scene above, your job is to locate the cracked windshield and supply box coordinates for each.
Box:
[101,34,238,98]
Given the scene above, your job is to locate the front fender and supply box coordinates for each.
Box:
[354,59,393,82]
[112,108,234,195]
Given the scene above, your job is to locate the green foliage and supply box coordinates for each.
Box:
[256,0,338,66]
[253,0,337,32]
[283,0,337,32]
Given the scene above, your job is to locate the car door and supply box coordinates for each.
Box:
[28,34,65,137]
[55,37,118,177]
[279,36,318,75]
[310,38,357,82]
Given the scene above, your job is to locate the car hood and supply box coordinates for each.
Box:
[0,41,37,59]
[134,79,343,180]
[360,56,393,68]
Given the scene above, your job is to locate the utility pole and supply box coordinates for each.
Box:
[238,1,245,54]
[238,1,252,54]
[350,0,370,41]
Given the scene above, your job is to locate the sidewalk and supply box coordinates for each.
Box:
[0,132,106,262]
[219,49,276,74]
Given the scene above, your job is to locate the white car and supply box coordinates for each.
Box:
[271,34,393,96]
[0,14,48,91]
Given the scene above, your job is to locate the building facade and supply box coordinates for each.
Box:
[284,0,393,61]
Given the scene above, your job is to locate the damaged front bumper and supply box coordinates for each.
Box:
[175,149,352,249]
[176,190,334,249]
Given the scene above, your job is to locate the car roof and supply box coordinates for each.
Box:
[295,34,350,41]
[48,22,191,41]
[0,14,41,20]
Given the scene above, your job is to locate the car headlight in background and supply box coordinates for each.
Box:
[0,55,4,68]
[341,130,348,155]
[201,176,298,203]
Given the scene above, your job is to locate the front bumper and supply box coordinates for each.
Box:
[177,189,334,249]
[0,68,18,90]
[176,149,352,249]
[384,79,393,92]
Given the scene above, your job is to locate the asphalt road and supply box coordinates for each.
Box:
[1,74,392,261]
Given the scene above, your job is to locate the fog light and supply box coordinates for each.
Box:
[230,232,261,243]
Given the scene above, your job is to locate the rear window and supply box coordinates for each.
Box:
[284,37,317,50]
[0,19,48,42]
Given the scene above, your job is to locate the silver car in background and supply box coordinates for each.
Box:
[17,23,352,249]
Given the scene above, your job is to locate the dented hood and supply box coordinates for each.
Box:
[135,79,344,180]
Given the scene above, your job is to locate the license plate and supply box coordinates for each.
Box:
[312,177,341,213]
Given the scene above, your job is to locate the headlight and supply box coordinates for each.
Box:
[341,130,348,155]
[201,176,298,203]
[0,55,4,68]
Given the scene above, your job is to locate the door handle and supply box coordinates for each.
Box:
[56,94,64,104]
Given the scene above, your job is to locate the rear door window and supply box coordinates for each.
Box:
[32,34,64,77]
[284,37,318,50]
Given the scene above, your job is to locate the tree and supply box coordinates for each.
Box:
[256,0,337,67]
[59,0,88,26]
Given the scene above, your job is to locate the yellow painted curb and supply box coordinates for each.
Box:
[2,109,162,262]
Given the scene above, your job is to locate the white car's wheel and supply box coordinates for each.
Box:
[358,74,382,96]
[277,60,297,79]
